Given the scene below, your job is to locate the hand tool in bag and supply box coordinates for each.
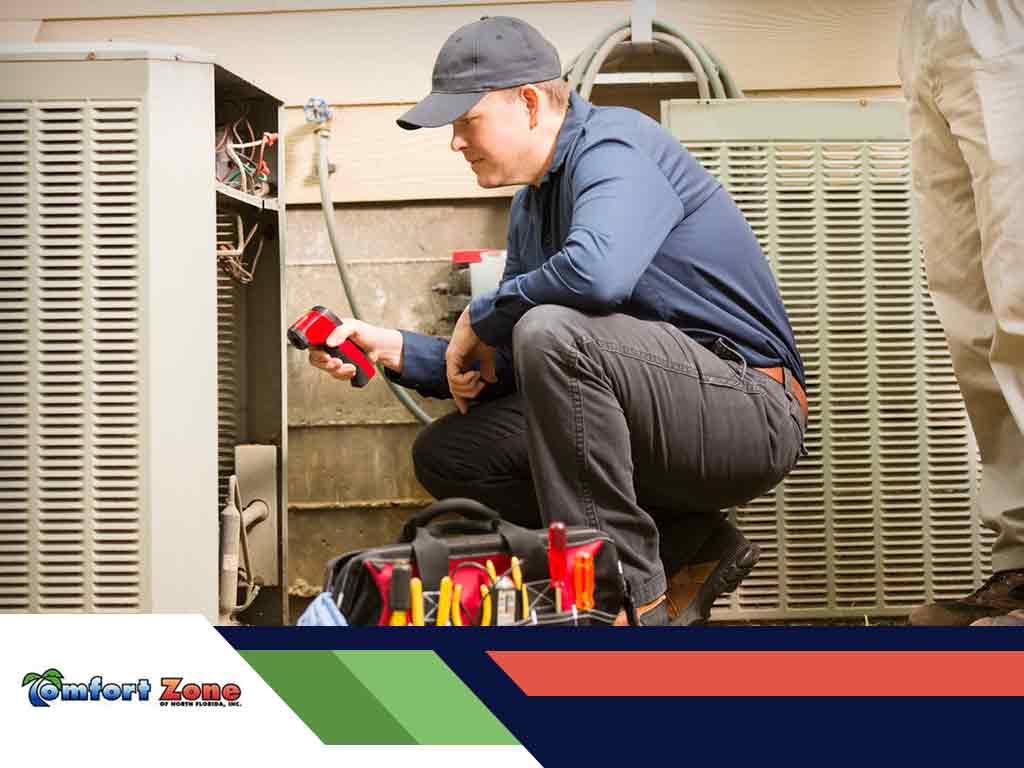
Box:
[388,563,411,626]
[511,556,529,621]
[322,498,627,625]
[410,577,424,626]
[286,305,376,387]
[548,522,567,612]
[574,552,595,611]
[479,584,492,626]
[495,575,517,626]
[436,576,453,626]
[452,582,464,626]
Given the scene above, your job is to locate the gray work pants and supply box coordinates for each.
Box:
[412,306,805,604]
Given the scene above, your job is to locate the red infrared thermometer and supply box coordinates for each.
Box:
[287,305,376,388]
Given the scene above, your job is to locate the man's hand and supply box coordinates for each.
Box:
[446,306,497,414]
[307,318,403,382]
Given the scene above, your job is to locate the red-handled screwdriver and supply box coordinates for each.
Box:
[548,521,567,612]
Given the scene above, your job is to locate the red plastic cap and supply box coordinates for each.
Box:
[452,248,504,265]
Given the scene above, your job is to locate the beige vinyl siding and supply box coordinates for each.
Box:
[281,86,905,204]
[33,1,910,203]
[0,21,42,41]
[1,0,553,19]
[35,1,909,104]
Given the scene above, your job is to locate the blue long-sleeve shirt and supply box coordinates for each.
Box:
[386,91,804,398]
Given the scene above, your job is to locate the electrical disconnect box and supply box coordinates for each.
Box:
[0,43,289,624]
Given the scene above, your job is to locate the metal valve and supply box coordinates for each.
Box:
[303,96,332,125]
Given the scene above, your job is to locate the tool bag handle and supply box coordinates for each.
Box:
[400,499,548,590]
[423,520,499,538]
[398,498,501,542]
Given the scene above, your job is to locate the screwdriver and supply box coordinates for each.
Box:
[548,522,567,612]
[388,563,411,626]
[451,582,464,626]
[511,556,529,621]
[410,576,424,626]
[573,552,595,611]
[479,584,492,626]
[495,575,517,625]
[436,576,453,627]
[485,559,498,585]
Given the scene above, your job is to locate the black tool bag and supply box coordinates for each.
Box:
[322,498,627,626]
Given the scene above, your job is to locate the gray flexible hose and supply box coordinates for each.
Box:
[579,28,632,100]
[317,130,433,425]
[567,19,627,89]
[653,18,743,98]
[570,19,724,98]
[651,19,726,98]
[651,33,711,101]
[565,17,741,101]
[578,34,711,101]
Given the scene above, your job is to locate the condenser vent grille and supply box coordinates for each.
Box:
[667,100,989,619]
[90,103,143,610]
[215,211,245,510]
[0,100,142,613]
[0,104,31,611]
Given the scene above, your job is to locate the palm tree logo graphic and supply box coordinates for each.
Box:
[22,668,63,707]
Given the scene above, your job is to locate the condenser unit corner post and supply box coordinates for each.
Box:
[144,57,219,619]
[0,43,288,624]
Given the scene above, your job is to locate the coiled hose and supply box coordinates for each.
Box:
[564,18,743,101]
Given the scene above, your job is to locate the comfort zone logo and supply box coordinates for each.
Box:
[21,668,242,708]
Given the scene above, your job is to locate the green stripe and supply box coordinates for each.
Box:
[239,650,416,744]
[335,651,518,745]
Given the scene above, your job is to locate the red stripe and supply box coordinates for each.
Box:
[488,651,1024,696]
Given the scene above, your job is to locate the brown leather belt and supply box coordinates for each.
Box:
[753,366,809,422]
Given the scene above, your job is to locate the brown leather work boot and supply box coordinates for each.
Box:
[613,594,669,626]
[667,520,760,626]
[909,569,1024,626]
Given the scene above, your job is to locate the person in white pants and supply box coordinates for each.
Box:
[900,0,1024,626]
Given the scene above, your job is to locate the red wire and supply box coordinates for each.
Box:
[257,135,267,174]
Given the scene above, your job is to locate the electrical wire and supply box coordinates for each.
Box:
[217,213,263,285]
[216,102,277,195]
[219,234,263,285]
